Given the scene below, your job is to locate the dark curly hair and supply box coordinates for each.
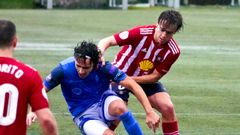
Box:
[158,10,183,32]
[74,40,100,67]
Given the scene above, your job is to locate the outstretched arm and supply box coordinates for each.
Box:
[98,36,118,53]
[98,36,118,65]
[119,76,160,133]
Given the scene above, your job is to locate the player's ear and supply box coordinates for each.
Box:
[12,35,18,48]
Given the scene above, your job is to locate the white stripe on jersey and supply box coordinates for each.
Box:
[133,41,154,76]
[144,41,155,58]
[114,45,132,69]
[152,48,163,62]
[140,28,154,35]
[133,67,141,76]
[163,50,171,61]
[121,36,148,72]
[168,39,179,55]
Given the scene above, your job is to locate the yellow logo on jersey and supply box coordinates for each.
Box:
[139,60,153,71]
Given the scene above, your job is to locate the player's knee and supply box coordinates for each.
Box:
[161,102,175,115]
[160,103,177,121]
[109,100,127,116]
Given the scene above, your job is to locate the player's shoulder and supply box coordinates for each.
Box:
[99,61,119,73]
[167,39,181,56]
[13,58,38,72]
[100,61,112,70]
[10,58,40,79]
[134,24,156,35]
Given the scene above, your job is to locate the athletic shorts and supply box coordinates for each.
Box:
[73,90,122,135]
[110,82,167,102]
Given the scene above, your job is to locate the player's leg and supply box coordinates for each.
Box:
[148,92,179,135]
[108,82,129,131]
[83,120,115,135]
[143,82,179,135]
[102,93,143,135]
[148,92,176,121]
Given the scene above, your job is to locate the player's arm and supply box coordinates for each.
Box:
[26,87,50,127]
[132,52,180,84]
[119,76,160,133]
[35,108,58,135]
[131,69,163,84]
[98,35,118,54]
[43,64,64,91]
[98,36,118,65]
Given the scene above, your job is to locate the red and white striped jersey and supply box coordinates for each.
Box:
[112,25,180,77]
[0,57,49,135]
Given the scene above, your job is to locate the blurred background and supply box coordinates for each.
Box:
[0,0,240,9]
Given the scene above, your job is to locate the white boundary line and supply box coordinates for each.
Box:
[16,42,240,53]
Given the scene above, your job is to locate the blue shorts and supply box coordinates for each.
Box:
[73,90,122,135]
[110,82,167,102]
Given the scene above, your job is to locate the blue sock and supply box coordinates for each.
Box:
[119,111,144,135]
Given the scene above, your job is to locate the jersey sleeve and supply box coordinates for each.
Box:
[113,26,142,47]
[100,62,127,83]
[44,64,64,91]
[156,52,180,76]
[29,70,49,112]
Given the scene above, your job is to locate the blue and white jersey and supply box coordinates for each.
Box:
[44,57,127,117]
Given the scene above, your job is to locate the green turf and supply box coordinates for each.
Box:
[1,6,240,135]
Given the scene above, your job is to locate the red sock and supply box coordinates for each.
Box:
[162,121,179,135]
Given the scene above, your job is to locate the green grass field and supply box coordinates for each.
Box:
[1,6,240,135]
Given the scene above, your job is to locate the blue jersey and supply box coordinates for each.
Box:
[44,57,127,117]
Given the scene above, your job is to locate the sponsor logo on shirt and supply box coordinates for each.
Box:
[139,59,153,71]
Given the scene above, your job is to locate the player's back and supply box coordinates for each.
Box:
[0,57,47,135]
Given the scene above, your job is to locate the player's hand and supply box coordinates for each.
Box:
[98,49,105,66]
[26,112,38,127]
[146,110,160,133]
[99,55,105,66]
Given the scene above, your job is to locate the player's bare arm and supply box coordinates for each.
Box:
[131,69,164,84]
[35,108,59,135]
[119,76,160,133]
[98,36,117,65]
[26,87,50,127]
[98,36,117,53]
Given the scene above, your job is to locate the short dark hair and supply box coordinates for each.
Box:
[158,10,183,32]
[74,40,100,67]
[0,19,16,47]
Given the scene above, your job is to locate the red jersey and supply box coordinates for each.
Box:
[0,57,49,135]
[113,25,180,77]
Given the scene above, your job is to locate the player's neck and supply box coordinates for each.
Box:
[0,48,13,58]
